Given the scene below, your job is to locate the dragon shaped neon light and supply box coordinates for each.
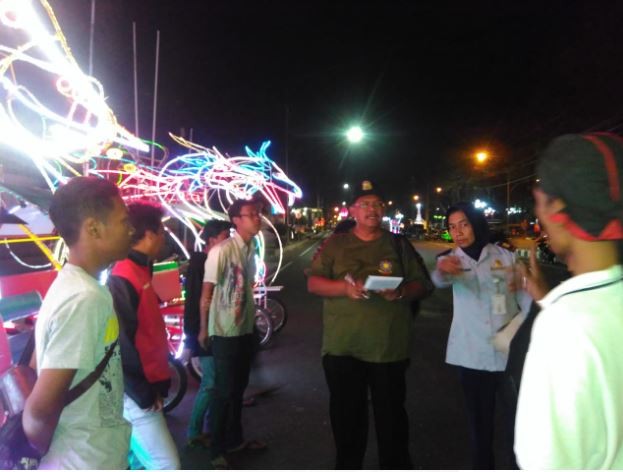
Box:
[0,0,148,191]
[0,1,303,286]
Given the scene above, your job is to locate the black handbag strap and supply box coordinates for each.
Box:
[64,340,118,406]
[18,331,118,407]
[390,234,406,279]
[17,331,36,367]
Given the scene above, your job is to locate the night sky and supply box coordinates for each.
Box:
[26,1,623,209]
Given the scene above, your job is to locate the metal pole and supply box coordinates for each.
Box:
[150,30,160,167]
[132,22,139,139]
[424,182,431,232]
[83,0,96,176]
[284,105,290,240]
[506,172,510,227]
[88,0,95,76]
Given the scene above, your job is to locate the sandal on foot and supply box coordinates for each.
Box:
[210,456,230,470]
[187,434,212,449]
[227,439,267,454]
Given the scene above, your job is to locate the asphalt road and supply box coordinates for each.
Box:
[167,238,570,470]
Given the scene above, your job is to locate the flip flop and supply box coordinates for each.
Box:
[226,439,267,454]
[187,434,212,449]
[210,455,230,470]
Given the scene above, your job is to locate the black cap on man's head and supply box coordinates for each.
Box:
[537,132,623,240]
[351,180,384,204]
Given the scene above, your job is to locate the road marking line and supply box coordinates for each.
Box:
[299,242,320,257]
[265,240,321,279]
[277,261,294,273]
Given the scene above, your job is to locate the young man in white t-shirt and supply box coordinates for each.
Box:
[515,133,623,469]
[23,177,134,469]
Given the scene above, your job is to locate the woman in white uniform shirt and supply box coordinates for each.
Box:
[432,202,531,469]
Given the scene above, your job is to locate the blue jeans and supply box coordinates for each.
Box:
[187,355,216,439]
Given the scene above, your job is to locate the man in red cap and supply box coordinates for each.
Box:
[515,133,623,469]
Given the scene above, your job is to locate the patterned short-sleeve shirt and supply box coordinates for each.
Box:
[203,231,256,337]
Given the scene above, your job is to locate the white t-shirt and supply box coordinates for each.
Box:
[35,264,130,470]
[515,265,623,469]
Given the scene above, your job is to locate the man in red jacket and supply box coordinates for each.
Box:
[108,201,180,469]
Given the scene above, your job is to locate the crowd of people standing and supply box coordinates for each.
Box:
[15,131,623,470]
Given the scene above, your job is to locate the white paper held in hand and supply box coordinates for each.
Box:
[363,275,403,291]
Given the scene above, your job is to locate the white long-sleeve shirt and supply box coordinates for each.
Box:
[432,243,532,371]
[515,265,623,469]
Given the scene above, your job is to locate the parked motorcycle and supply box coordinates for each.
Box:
[536,235,559,264]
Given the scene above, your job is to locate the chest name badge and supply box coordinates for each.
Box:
[378,260,393,275]
[491,294,507,316]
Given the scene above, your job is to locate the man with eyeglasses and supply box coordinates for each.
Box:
[308,180,433,469]
[198,198,266,469]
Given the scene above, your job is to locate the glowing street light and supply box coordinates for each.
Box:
[346,126,364,144]
[436,187,442,193]
[474,150,489,164]
[343,183,350,190]
[412,194,420,201]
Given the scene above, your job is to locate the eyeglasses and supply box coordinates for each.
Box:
[353,202,385,210]
[238,212,262,219]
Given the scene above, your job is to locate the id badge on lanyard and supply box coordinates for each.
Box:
[491,272,507,316]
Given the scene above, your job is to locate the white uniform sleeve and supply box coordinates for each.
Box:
[431,268,452,288]
[432,253,455,289]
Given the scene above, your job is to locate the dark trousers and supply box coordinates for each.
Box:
[322,354,412,470]
[209,334,254,459]
[457,366,504,470]
[499,375,520,469]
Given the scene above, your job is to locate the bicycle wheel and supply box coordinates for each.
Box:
[254,306,273,347]
[265,296,287,333]
[163,355,187,413]
[188,356,203,381]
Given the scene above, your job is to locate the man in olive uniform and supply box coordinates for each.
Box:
[308,180,433,469]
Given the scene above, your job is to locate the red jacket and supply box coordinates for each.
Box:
[108,251,170,408]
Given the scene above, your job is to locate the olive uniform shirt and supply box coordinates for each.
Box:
[310,231,432,363]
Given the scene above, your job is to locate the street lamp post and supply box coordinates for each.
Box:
[473,149,512,226]
[506,173,510,226]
